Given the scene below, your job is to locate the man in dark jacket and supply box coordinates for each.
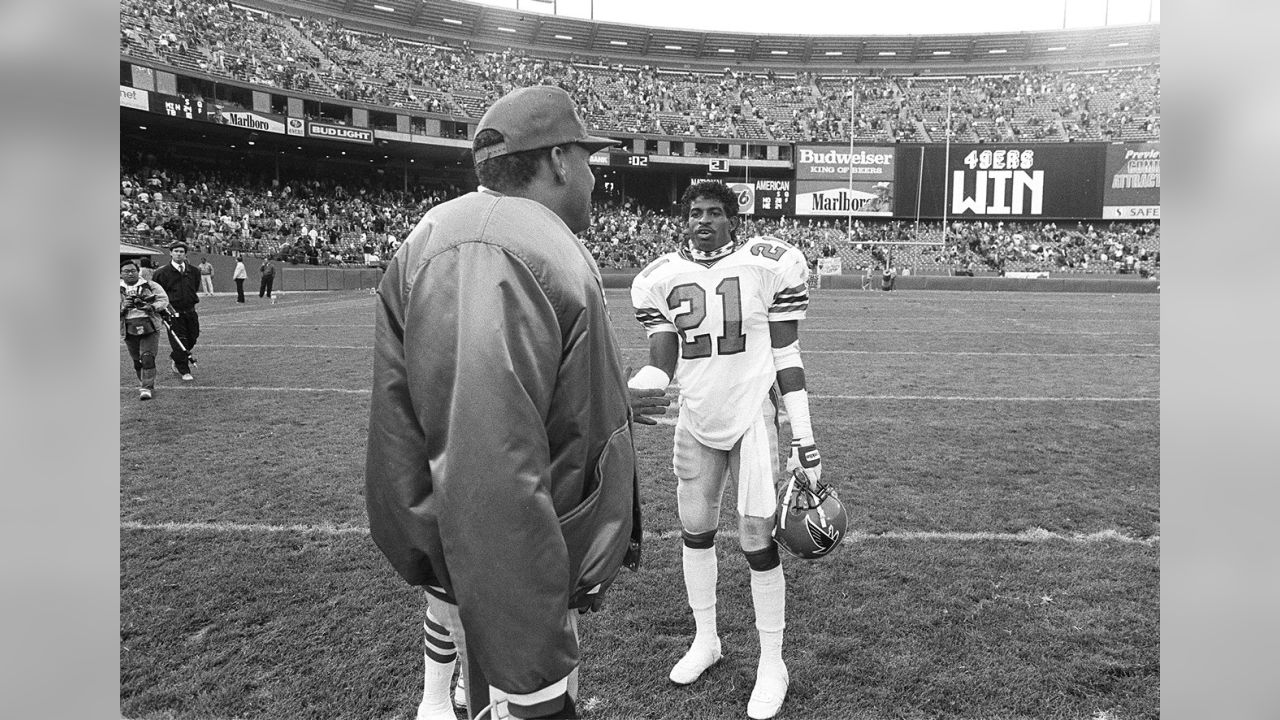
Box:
[150,241,202,380]
[258,257,276,299]
[366,86,667,720]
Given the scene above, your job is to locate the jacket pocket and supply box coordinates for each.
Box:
[559,422,638,609]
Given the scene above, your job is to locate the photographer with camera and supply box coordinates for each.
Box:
[120,259,170,401]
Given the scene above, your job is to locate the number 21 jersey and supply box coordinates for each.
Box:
[631,236,809,449]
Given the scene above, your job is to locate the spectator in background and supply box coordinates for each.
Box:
[198,256,215,296]
[258,257,276,300]
[232,254,247,303]
[150,242,202,381]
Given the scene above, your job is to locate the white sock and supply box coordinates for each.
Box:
[750,566,786,668]
[419,607,456,713]
[683,545,718,646]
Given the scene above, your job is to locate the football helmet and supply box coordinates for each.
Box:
[773,469,847,559]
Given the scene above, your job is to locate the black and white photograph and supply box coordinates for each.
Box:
[0,0,1256,717]
[110,1,1171,718]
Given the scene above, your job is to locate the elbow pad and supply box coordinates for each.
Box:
[771,341,803,371]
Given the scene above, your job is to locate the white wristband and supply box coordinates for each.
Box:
[628,365,670,390]
[781,388,813,443]
[771,340,803,371]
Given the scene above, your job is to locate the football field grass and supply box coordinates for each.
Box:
[120,287,1159,720]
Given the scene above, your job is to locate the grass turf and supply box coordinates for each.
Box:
[121,288,1158,719]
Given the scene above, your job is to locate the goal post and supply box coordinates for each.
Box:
[833,240,949,280]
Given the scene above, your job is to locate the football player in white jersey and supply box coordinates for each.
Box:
[629,181,822,720]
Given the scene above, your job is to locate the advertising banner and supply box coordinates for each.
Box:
[286,117,306,137]
[306,121,373,144]
[727,183,755,215]
[218,109,287,135]
[894,143,1106,219]
[120,85,149,111]
[794,145,895,216]
[794,145,895,181]
[795,180,893,216]
[1102,143,1160,219]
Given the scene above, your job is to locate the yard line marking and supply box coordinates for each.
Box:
[198,344,374,349]
[813,394,1157,402]
[127,385,372,394]
[201,323,377,328]
[201,296,376,325]
[619,348,1158,358]
[124,387,1157,403]
[129,346,1161,357]
[120,521,1157,546]
[801,329,1153,336]
[122,520,369,535]
[795,314,1159,320]
[192,345,1158,358]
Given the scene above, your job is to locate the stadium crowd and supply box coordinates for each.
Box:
[121,152,1158,277]
[121,151,461,265]
[119,0,1159,276]
[119,0,1159,144]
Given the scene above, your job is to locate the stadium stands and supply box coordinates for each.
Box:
[120,149,1158,277]
[120,0,1159,143]
[119,0,1159,277]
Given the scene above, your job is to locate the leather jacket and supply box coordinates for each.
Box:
[365,190,641,697]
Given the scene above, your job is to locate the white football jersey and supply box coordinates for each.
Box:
[631,235,809,449]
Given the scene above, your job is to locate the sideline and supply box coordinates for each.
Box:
[120,521,1158,546]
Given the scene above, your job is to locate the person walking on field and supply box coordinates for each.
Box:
[150,241,201,381]
[232,254,247,303]
[365,85,668,720]
[120,259,170,401]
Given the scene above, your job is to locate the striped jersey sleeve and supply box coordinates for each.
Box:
[770,283,809,317]
[630,256,678,335]
[634,306,675,334]
[768,244,810,321]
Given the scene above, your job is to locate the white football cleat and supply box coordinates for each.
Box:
[414,696,456,720]
[454,672,467,710]
[669,637,723,685]
[746,661,789,720]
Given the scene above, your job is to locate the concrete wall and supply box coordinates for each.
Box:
[601,269,1159,293]
[146,258,1155,295]
[139,253,383,293]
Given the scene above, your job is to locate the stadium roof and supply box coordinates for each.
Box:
[270,0,1158,70]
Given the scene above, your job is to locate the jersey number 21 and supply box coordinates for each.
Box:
[667,277,745,359]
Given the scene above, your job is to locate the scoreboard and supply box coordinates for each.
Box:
[726,179,794,216]
[151,92,214,121]
[750,179,794,216]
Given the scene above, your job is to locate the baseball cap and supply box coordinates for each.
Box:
[473,85,619,164]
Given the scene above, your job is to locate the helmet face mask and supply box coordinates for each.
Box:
[774,469,847,559]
